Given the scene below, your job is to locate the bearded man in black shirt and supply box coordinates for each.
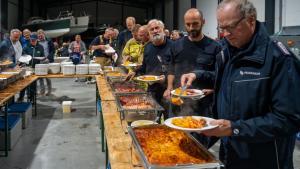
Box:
[127,19,173,118]
[164,8,221,117]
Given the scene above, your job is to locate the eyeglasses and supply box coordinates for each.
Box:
[217,16,245,33]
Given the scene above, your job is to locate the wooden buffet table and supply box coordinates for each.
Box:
[1,73,143,168]
[96,75,143,169]
[0,75,38,157]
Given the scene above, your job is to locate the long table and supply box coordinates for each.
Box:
[0,74,97,157]
[96,75,143,169]
[0,76,38,157]
[1,74,144,169]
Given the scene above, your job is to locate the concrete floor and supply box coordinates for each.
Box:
[0,78,105,169]
[0,78,300,169]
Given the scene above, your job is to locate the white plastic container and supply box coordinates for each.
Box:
[60,61,73,70]
[62,101,72,113]
[48,63,61,74]
[62,64,75,75]
[88,63,101,74]
[35,64,48,75]
[76,64,89,75]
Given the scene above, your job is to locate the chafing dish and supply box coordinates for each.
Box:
[115,93,164,122]
[109,81,146,95]
[128,125,223,169]
[104,69,127,82]
[0,73,16,84]
[0,78,8,90]
[2,68,26,80]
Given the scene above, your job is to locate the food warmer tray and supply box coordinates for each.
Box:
[104,68,127,82]
[0,74,16,84]
[128,125,223,169]
[109,81,146,95]
[0,78,8,90]
[115,93,164,121]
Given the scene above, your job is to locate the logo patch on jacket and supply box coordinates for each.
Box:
[240,71,261,76]
[276,41,290,55]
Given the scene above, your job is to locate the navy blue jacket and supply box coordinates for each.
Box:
[0,38,17,67]
[23,43,45,68]
[117,29,132,51]
[195,21,300,169]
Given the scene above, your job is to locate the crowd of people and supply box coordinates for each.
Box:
[0,0,299,168]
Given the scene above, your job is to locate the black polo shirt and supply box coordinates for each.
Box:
[169,36,221,89]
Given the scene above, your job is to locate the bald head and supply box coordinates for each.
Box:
[184,8,205,41]
[184,8,203,21]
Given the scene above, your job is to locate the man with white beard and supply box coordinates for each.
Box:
[127,19,173,118]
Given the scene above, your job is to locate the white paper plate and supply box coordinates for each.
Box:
[164,116,218,132]
[136,75,162,82]
[171,89,204,99]
[131,120,158,127]
[121,63,141,67]
[105,48,115,54]
[19,55,32,63]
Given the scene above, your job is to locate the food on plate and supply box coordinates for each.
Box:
[174,87,188,96]
[174,87,199,96]
[172,116,207,128]
[134,125,211,166]
[139,76,157,81]
[171,97,184,106]
[119,95,153,109]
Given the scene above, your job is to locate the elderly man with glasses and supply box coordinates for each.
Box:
[181,0,300,168]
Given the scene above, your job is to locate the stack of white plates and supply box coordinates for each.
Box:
[35,64,49,75]
[76,64,89,74]
[89,64,101,74]
[62,64,75,75]
[48,63,61,74]
[60,61,73,71]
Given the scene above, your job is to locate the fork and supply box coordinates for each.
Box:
[179,85,187,97]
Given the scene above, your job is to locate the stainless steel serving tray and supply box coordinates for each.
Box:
[115,93,164,121]
[0,73,16,84]
[109,81,146,95]
[104,69,127,83]
[128,125,223,169]
[0,78,8,90]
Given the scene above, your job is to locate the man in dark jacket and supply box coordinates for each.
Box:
[117,16,135,64]
[23,33,45,67]
[37,29,55,96]
[0,29,22,68]
[19,33,45,101]
[181,0,300,169]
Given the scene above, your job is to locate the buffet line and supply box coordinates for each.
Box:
[99,66,223,169]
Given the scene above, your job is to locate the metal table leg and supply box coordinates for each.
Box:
[100,103,105,152]
[34,81,37,116]
[105,140,108,167]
